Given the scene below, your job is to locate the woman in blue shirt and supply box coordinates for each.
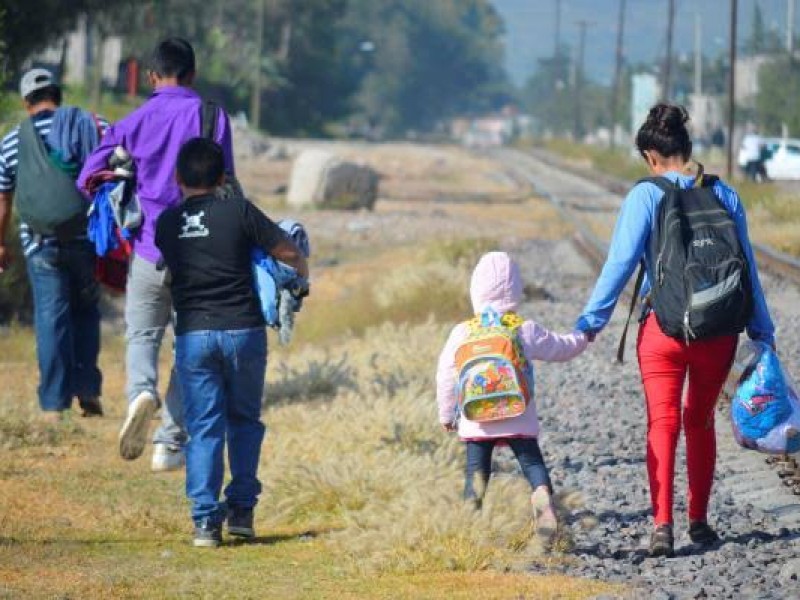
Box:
[576,104,775,557]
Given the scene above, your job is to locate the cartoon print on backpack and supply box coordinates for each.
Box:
[455,308,532,422]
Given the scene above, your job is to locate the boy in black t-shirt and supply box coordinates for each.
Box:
[156,138,308,547]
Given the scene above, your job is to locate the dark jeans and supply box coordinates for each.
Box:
[25,241,102,412]
[463,438,552,501]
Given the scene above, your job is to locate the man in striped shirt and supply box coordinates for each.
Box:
[0,69,107,421]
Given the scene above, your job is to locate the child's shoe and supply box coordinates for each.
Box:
[227,506,255,538]
[193,518,222,548]
[531,486,558,541]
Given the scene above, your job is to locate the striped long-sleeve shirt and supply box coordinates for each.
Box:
[0,108,108,254]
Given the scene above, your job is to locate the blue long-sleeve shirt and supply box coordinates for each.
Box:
[575,172,775,345]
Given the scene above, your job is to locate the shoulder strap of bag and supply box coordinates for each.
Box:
[200,99,218,140]
[19,116,49,160]
[616,260,646,364]
[635,176,676,193]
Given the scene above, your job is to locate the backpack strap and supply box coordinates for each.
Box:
[200,100,218,140]
[616,260,646,363]
[635,176,676,192]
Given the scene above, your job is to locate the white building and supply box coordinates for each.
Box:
[32,15,122,87]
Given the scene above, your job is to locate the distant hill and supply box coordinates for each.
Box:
[492,0,793,87]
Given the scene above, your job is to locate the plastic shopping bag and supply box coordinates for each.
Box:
[731,340,800,454]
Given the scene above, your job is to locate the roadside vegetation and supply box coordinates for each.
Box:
[536,138,800,257]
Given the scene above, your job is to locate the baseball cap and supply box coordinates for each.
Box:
[19,68,57,99]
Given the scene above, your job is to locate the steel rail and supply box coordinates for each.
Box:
[502,146,800,496]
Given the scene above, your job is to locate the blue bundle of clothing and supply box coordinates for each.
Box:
[252,219,310,345]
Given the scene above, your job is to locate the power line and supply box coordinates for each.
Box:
[574,20,593,140]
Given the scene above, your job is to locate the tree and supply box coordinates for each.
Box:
[2,0,131,74]
[338,0,511,136]
[0,6,33,324]
[744,2,782,55]
[756,57,800,135]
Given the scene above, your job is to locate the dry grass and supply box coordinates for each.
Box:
[0,318,623,599]
[0,143,622,599]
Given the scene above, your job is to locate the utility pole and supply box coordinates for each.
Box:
[727,0,738,180]
[694,13,702,95]
[554,0,562,55]
[662,0,676,100]
[574,20,591,140]
[250,0,265,130]
[789,0,796,54]
[609,0,627,147]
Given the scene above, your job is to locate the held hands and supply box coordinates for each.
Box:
[441,421,457,432]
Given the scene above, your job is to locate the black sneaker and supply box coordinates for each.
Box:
[227,506,255,538]
[78,395,104,417]
[193,519,223,548]
[689,521,720,546]
[649,524,675,558]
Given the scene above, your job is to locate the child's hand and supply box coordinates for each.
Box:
[442,422,457,432]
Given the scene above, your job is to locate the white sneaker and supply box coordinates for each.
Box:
[152,443,185,472]
[118,391,158,461]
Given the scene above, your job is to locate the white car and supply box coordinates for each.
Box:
[763,138,800,180]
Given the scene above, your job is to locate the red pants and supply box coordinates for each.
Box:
[636,314,737,526]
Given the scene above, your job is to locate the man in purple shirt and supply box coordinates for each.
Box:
[79,38,235,472]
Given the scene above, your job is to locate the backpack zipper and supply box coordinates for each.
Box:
[683,310,696,341]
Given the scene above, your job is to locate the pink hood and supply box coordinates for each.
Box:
[469,252,523,314]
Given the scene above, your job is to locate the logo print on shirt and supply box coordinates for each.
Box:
[179,210,209,239]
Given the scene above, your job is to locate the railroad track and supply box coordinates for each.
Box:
[496,145,800,516]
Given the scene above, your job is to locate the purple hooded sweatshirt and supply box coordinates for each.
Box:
[436,252,587,440]
[78,86,234,264]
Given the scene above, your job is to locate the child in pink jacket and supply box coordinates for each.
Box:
[436,252,587,537]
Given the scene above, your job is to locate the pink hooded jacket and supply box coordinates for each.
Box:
[436,252,587,440]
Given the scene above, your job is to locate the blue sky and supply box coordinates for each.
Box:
[491,0,796,86]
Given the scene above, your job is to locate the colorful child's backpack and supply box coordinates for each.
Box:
[731,340,800,454]
[454,307,533,423]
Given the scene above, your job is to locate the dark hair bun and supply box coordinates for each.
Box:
[636,103,692,161]
[646,103,690,132]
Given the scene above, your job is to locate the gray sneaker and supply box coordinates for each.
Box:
[227,506,255,538]
[193,519,223,548]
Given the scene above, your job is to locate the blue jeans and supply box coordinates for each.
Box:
[125,253,185,447]
[176,328,267,524]
[25,241,102,412]
[464,438,552,501]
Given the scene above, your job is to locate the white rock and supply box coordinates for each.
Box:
[286,149,379,210]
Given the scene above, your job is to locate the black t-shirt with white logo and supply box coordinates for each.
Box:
[155,193,285,334]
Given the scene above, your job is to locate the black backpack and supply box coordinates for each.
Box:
[618,175,753,361]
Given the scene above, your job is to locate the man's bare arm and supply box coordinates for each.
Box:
[0,191,14,271]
